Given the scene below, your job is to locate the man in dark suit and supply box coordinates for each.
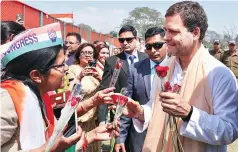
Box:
[114,27,167,152]
[98,25,148,125]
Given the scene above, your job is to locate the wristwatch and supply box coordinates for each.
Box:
[182,106,193,122]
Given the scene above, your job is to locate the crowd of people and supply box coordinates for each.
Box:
[1,1,238,152]
[209,40,238,81]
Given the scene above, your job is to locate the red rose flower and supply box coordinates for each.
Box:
[118,96,128,106]
[111,94,128,106]
[112,94,119,102]
[155,66,169,78]
[173,84,181,93]
[164,81,172,92]
[70,96,80,107]
[115,60,123,69]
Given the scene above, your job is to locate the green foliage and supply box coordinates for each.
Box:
[109,31,117,37]
[121,7,164,39]
[78,23,95,32]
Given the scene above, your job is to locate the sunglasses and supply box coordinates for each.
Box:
[118,37,135,43]
[145,42,166,50]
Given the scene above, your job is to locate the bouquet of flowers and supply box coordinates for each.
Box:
[155,65,184,152]
[45,84,85,152]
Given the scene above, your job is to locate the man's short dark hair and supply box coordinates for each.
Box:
[165,1,208,41]
[93,40,99,44]
[145,27,166,40]
[66,32,81,43]
[118,25,137,37]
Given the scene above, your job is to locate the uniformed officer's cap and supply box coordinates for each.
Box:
[228,40,236,45]
[213,40,220,44]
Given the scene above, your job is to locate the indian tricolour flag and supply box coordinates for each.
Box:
[49,13,74,23]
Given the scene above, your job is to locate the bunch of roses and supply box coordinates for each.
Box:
[155,66,181,93]
[155,65,184,152]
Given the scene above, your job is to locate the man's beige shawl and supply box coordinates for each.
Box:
[143,45,213,152]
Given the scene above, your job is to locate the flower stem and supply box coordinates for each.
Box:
[173,117,184,152]
[161,114,170,152]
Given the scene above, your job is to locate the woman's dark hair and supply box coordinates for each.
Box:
[73,43,96,64]
[2,45,62,120]
[93,40,99,45]
[95,44,109,59]
[1,21,26,45]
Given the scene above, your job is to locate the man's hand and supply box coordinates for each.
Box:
[123,99,144,119]
[114,143,126,152]
[159,92,191,118]
[109,93,144,120]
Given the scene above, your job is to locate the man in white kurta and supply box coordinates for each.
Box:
[132,45,238,152]
[121,1,238,152]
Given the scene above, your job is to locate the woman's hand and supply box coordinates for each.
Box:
[78,67,101,81]
[78,68,91,81]
[78,68,88,81]
[91,87,115,106]
[87,122,120,144]
[33,127,83,152]
[50,127,82,152]
[88,67,102,81]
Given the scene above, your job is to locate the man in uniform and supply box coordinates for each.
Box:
[209,40,223,61]
[221,40,238,82]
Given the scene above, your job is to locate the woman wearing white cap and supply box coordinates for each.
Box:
[0,23,119,152]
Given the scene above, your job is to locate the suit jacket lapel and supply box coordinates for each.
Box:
[117,52,129,75]
[118,51,147,75]
[138,51,146,61]
[142,58,151,99]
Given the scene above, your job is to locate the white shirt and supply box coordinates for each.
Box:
[133,51,238,152]
[150,56,169,87]
[124,51,139,65]
[150,60,158,87]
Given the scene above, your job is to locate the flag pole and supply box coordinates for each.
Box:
[72,11,74,32]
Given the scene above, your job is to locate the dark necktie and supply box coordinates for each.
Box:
[129,55,136,64]
[154,61,162,69]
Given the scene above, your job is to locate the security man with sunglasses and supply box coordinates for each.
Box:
[98,25,148,150]
[114,27,168,152]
